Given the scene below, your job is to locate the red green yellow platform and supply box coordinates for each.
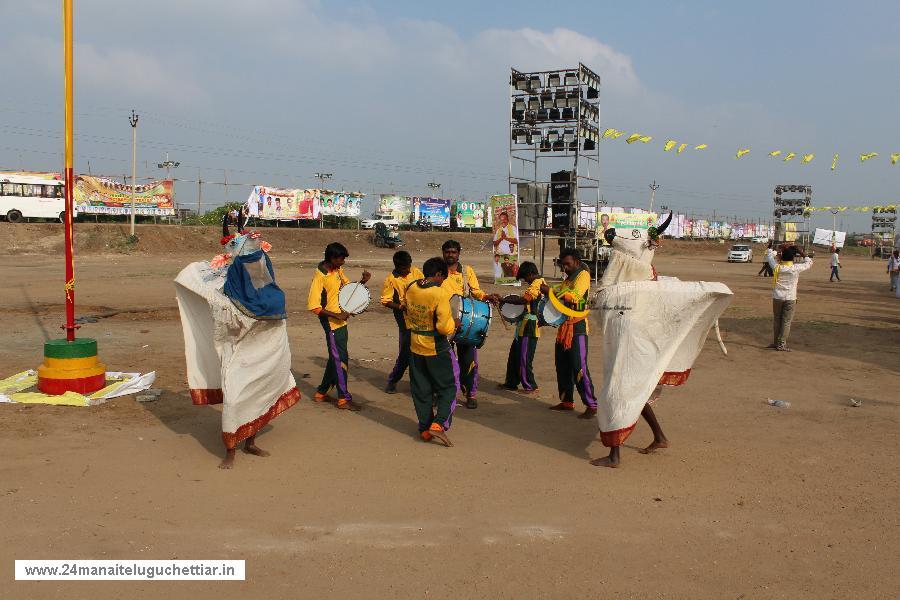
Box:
[37,338,106,395]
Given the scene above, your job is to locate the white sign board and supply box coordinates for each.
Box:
[813,228,846,248]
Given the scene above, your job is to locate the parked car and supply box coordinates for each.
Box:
[361,214,400,229]
[751,236,769,244]
[727,244,754,262]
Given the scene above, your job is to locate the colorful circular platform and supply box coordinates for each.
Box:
[37,338,106,395]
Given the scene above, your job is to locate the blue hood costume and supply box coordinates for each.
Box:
[223,250,287,320]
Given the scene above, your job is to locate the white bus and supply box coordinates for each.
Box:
[0,172,70,223]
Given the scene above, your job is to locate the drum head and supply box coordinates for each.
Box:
[542,300,564,325]
[338,283,370,315]
[449,294,464,318]
[500,303,524,321]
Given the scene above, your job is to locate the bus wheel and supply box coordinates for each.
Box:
[7,210,23,223]
[58,212,66,223]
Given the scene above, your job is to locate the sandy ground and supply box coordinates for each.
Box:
[1,225,898,599]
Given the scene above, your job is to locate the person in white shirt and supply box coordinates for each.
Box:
[887,250,900,292]
[770,245,813,351]
[829,248,842,282]
[758,242,775,277]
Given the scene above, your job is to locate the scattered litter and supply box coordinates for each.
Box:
[142,345,149,349]
[767,398,790,409]
[135,389,163,403]
[0,371,156,406]
[139,329,150,334]
[653,497,663,502]
[849,398,862,407]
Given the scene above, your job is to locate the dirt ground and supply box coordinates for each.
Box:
[1,224,898,599]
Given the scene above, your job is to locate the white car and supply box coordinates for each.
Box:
[751,236,769,244]
[361,214,400,229]
[727,244,754,262]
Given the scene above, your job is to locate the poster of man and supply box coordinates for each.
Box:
[490,194,521,285]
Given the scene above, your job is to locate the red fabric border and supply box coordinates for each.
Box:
[190,388,224,406]
[658,369,691,386]
[600,424,636,448]
[222,387,300,449]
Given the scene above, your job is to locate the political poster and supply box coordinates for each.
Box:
[456,201,487,228]
[379,194,410,221]
[248,186,319,220]
[597,211,658,245]
[411,197,451,227]
[74,176,175,216]
[320,191,363,217]
[490,194,521,285]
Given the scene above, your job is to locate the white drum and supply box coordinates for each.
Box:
[540,298,567,328]
[500,302,525,324]
[338,282,371,315]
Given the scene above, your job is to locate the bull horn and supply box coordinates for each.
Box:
[656,212,673,236]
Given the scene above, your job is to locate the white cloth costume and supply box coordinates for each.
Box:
[175,262,298,449]
[595,221,732,446]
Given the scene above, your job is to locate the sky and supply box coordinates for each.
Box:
[2,0,899,231]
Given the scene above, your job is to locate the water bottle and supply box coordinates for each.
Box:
[767,398,790,408]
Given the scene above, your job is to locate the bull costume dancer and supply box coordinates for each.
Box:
[381,250,424,393]
[175,231,299,469]
[542,248,598,418]
[500,261,545,393]
[440,240,499,409]
[306,242,371,411]
[404,257,461,446]
[591,214,732,468]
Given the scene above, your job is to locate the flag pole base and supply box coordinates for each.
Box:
[36,338,106,395]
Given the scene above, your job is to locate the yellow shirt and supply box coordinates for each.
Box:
[518,277,545,338]
[306,262,350,330]
[404,280,456,356]
[441,263,485,300]
[557,267,590,334]
[381,267,424,328]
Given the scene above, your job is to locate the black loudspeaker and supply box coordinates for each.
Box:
[550,170,573,229]
[516,183,548,230]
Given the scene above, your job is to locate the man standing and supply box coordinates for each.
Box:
[888,249,900,292]
[404,257,461,446]
[829,248,842,282]
[492,210,519,256]
[758,242,775,277]
[771,245,813,352]
[440,240,499,409]
[307,242,371,410]
[501,261,544,393]
[381,250,424,393]
[541,248,598,418]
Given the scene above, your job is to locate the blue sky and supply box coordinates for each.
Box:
[2,0,898,230]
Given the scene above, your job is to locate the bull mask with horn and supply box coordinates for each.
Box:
[600,212,673,287]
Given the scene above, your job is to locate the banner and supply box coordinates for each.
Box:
[456,201,487,228]
[248,186,319,220]
[490,194,521,285]
[411,197,451,227]
[813,228,846,248]
[74,176,174,216]
[320,192,363,217]
[597,211,657,245]
[378,194,411,222]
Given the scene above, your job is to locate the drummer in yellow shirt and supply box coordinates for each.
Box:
[404,257,462,446]
[499,261,544,393]
[440,239,500,409]
[380,250,424,393]
[541,247,597,418]
[307,242,371,411]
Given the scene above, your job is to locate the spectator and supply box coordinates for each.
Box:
[829,248,842,282]
[888,250,900,292]
[770,245,813,352]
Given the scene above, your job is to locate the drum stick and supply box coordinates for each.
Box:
[714,320,727,356]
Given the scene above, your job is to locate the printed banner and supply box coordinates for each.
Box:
[411,197,451,227]
[456,201,487,228]
[378,194,411,222]
[74,176,174,216]
[248,186,319,220]
[597,211,657,245]
[812,228,847,248]
[490,194,521,285]
[320,192,363,217]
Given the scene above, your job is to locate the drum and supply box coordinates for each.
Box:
[450,295,492,348]
[538,296,566,328]
[338,282,371,315]
[499,296,525,324]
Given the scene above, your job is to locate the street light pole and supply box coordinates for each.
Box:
[128,109,139,236]
[831,208,840,248]
[648,180,659,213]
[157,153,180,214]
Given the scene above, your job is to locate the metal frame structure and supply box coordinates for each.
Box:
[871,207,897,259]
[507,64,602,277]
[773,184,811,248]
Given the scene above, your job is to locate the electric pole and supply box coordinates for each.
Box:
[648,180,659,213]
[129,109,139,236]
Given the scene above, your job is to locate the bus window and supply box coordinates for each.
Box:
[25,185,42,197]
[1,183,24,196]
[42,185,58,198]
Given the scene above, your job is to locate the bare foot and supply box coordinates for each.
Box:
[639,439,669,454]
[218,449,235,469]
[589,456,620,468]
[243,443,271,457]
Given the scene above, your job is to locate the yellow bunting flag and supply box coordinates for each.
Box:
[831,154,839,171]
[860,152,878,162]
[734,148,750,159]
[694,144,707,150]
[664,140,677,152]
[768,150,782,157]
[638,135,653,143]
[603,128,623,140]
[677,143,687,153]
[891,153,900,165]
[783,152,796,162]
[801,153,815,164]
[625,133,643,144]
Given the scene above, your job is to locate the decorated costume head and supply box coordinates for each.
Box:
[600,212,672,287]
